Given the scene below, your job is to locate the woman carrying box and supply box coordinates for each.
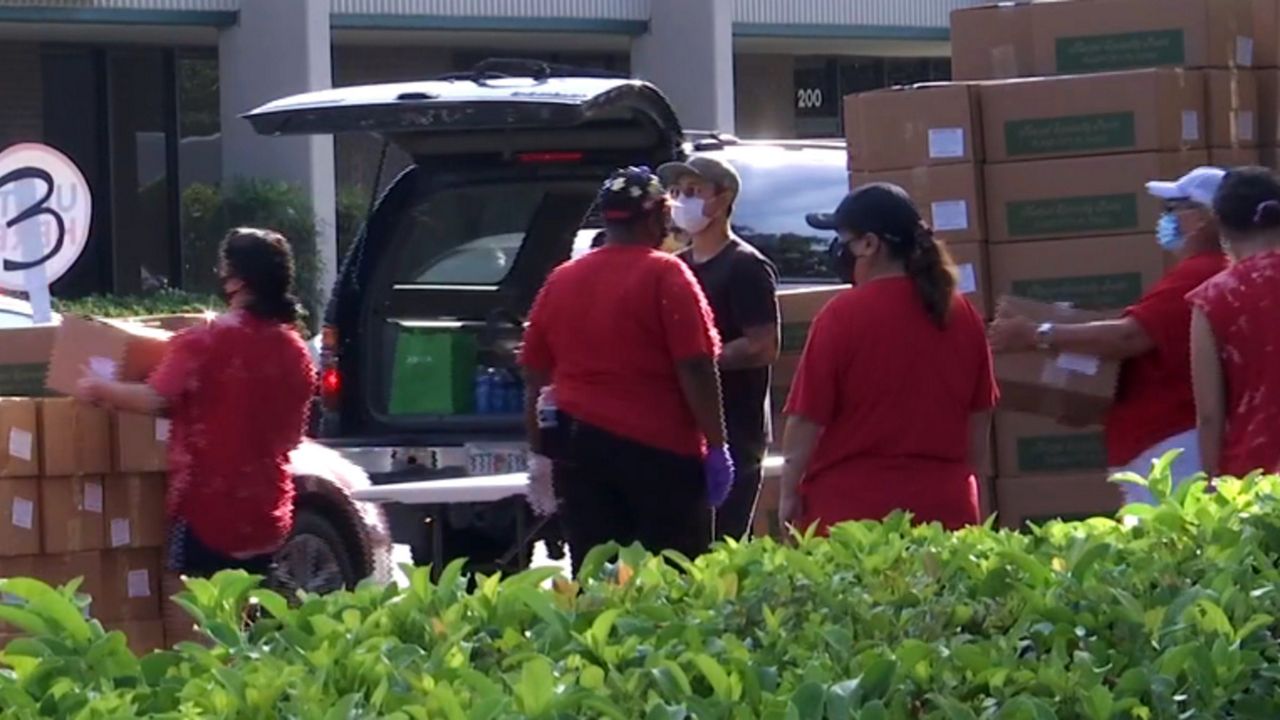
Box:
[988,167,1229,502]
[74,228,316,578]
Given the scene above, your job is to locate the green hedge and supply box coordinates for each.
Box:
[3,460,1280,718]
[54,290,221,319]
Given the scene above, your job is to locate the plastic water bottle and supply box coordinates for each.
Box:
[506,372,525,414]
[536,386,558,429]
[474,366,493,414]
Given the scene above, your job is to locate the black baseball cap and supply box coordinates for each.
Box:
[598,166,667,223]
[806,183,923,246]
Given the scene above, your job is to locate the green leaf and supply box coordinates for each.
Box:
[514,656,557,716]
[931,695,979,720]
[789,682,825,720]
[1082,684,1114,720]
[0,579,90,644]
[858,657,898,701]
[689,653,732,700]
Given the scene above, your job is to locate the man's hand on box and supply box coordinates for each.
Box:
[987,315,1037,354]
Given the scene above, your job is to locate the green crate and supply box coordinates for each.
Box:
[388,328,478,416]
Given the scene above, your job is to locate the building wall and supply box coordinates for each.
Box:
[734,54,794,139]
[0,44,43,147]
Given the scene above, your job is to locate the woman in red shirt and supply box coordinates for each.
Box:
[76,228,316,578]
[1190,167,1280,478]
[521,167,732,574]
[780,184,997,532]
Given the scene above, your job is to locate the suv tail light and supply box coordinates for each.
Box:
[516,151,584,164]
[319,324,342,411]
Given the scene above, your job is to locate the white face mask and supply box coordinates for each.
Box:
[672,197,711,234]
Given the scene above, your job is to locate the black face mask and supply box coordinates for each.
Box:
[827,237,856,283]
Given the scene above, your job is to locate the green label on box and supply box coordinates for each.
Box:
[1056,29,1186,74]
[0,363,50,397]
[1016,432,1107,473]
[1006,194,1139,238]
[1005,112,1137,157]
[1011,272,1144,310]
[781,322,812,354]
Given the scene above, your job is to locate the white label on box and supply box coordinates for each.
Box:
[155,419,171,443]
[126,569,151,598]
[11,497,33,530]
[110,518,132,547]
[7,428,32,462]
[1056,352,1102,376]
[931,200,970,231]
[83,481,103,514]
[1182,111,1200,142]
[956,263,978,295]
[1238,111,1256,142]
[927,128,965,159]
[1237,36,1255,67]
[87,356,119,381]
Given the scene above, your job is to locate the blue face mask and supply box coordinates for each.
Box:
[1156,212,1184,252]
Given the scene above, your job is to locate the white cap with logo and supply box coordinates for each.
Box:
[1145,166,1227,207]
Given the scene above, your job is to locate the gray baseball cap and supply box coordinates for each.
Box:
[657,155,742,195]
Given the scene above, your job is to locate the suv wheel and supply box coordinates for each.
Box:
[272,507,358,595]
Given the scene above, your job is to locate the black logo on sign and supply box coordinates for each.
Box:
[1,166,65,272]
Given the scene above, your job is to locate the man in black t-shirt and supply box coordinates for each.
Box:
[659,155,780,539]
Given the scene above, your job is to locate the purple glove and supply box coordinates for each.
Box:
[704,446,736,508]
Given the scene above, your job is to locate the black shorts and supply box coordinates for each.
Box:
[166,520,276,579]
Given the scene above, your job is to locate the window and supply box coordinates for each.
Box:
[721,147,848,282]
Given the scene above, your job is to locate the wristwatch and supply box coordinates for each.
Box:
[1034,322,1056,351]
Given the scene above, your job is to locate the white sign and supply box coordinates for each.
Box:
[0,143,93,322]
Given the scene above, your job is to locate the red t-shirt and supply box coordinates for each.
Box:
[1187,250,1280,477]
[1105,252,1228,466]
[521,244,721,457]
[784,277,997,531]
[148,311,316,556]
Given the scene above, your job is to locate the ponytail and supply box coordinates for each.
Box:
[905,224,956,329]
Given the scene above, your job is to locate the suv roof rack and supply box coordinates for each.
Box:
[436,57,629,83]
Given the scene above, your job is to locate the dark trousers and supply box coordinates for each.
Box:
[555,417,711,575]
[715,446,765,540]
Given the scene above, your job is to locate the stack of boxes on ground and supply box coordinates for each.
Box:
[0,315,203,654]
[827,0,1270,530]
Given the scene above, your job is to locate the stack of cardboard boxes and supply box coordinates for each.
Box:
[0,397,169,655]
[0,316,184,654]
[825,0,1263,529]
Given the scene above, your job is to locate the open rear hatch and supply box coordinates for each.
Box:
[245,71,684,440]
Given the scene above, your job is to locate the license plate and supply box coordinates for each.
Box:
[465,443,529,476]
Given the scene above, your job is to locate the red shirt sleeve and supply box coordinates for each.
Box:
[784,303,846,426]
[658,259,722,362]
[520,275,557,375]
[1127,281,1193,357]
[147,327,207,408]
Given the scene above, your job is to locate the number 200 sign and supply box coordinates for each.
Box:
[0,143,93,293]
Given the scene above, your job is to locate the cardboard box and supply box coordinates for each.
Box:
[1253,0,1278,69]
[104,619,167,655]
[105,474,167,550]
[850,163,986,244]
[99,548,162,622]
[1207,69,1260,147]
[1030,0,1255,76]
[989,235,1168,310]
[1258,69,1280,144]
[39,398,112,476]
[983,151,1208,243]
[949,241,993,319]
[979,69,1207,163]
[951,3,1036,81]
[0,326,56,397]
[996,472,1124,529]
[992,297,1121,423]
[127,314,213,334]
[114,412,169,473]
[0,398,39,477]
[40,476,105,554]
[1210,146,1263,165]
[39,551,104,616]
[845,83,983,172]
[0,479,39,556]
[995,411,1109,477]
[0,555,39,634]
[46,316,171,397]
[778,285,844,357]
